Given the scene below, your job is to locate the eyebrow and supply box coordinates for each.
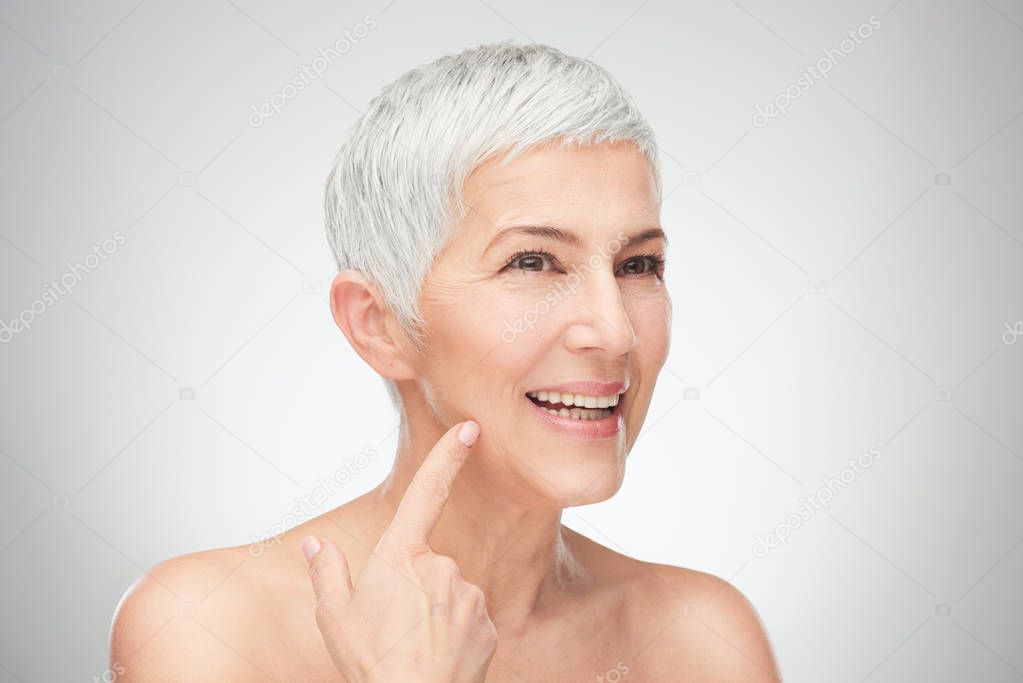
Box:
[484,225,668,255]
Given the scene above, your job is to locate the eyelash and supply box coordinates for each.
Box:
[503,248,666,278]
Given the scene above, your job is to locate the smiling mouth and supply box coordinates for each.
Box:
[525,390,623,421]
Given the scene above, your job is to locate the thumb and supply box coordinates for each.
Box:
[304,535,354,606]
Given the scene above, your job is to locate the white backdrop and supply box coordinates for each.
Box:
[1,0,1022,681]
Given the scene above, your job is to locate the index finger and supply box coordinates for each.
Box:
[379,420,480,554]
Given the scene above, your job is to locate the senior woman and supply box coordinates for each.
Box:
[110,42,780,681]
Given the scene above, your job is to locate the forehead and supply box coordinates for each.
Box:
[460,140,659,240]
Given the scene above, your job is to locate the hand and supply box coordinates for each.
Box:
[303,420,497,682]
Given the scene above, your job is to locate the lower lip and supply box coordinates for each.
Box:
[525,395,624,440]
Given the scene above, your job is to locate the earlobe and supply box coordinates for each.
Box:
[329,270,417,381]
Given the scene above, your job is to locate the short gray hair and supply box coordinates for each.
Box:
[324,40,662,412]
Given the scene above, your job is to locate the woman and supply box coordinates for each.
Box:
[110,41,781,681]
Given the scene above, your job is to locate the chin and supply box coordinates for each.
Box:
[535,456,627,508]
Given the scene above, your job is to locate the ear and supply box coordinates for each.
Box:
[329,270,417,382]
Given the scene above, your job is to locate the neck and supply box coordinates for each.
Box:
[370,412,581,635]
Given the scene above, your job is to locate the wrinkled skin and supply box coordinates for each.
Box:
[108,139,781,683]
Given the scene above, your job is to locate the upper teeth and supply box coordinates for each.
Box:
[526,391,621,408]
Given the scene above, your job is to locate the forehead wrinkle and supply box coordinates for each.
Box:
[464,164,661,254]
[482,225,583,257]
[482,223,667,258]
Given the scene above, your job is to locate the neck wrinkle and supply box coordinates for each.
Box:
[372,415,581,633]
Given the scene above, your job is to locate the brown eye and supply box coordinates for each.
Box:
[505,250,559,272]
[617,255,665,278]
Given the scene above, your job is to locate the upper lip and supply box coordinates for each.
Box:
[526,380,628,397]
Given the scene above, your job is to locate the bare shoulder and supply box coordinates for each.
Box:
[640,561,780,680]
[109,543,304,682]
[108,501,377,682]
[565,529,781,681]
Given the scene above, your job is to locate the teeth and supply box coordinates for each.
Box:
[542,406,613,420]
[526,390,623,408]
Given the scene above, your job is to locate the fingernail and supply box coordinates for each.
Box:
[457,420,480,447]
[302,535,321,563]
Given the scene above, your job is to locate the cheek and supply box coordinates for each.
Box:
[626,291,671,364]
[421,285,545,393]
[475,283,563,345]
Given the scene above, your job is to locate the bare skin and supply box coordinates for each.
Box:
[109,139,782,682]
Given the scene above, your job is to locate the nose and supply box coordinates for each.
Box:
[562,268,638,356]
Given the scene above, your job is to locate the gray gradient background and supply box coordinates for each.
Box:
[1,0,1022,681]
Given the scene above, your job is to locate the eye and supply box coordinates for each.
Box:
[504,249,561,273]
[502,249,667,279]
[617,253,666,279]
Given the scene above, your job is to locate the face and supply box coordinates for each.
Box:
[406,138,671,507]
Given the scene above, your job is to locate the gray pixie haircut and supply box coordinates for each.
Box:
[324,40,662,412]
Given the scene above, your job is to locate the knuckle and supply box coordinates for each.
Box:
[308,548,336,576]
[308,568,326,597]
[459,582,485,603]
[314,599,341,627]
[472,613,498,646]
[432,555,461,577]
[308,553,328,574]
[378,533,411,560]
[308,558,344,596]
[418,469,450,502]
[414,554,461,595]
[381,535,428,569]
